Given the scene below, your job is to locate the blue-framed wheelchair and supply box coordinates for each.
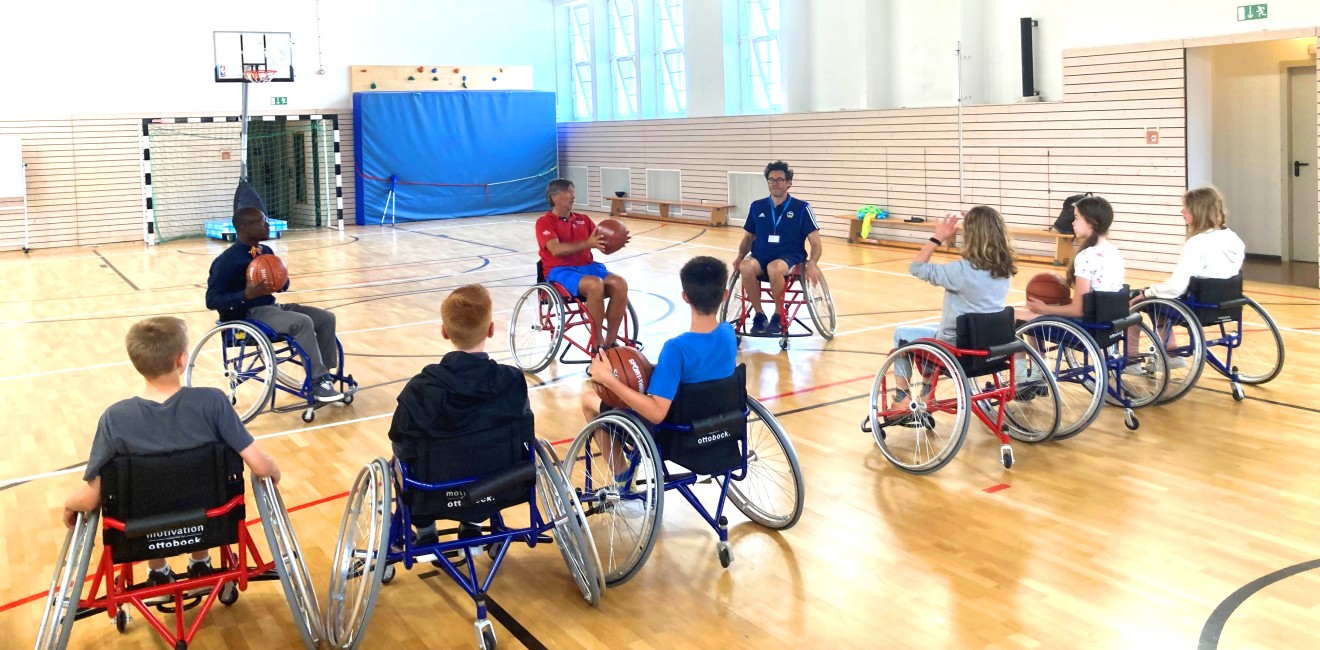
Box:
[185,319,358,423]
[559,364,805,585]
[862,308,1063,473]
[1015,287,1168,434]
[36,443,321,650]
[508,262,641,373]
[1131,274,1284,403]
[324,440,603,649]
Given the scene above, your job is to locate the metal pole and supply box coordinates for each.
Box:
[240,80,250,182]
[956,41,964,205]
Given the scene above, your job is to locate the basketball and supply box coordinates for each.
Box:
[595,219,630,255]
[594,346,653,409]
[247,253,289,289]
[1026,272,1071,306]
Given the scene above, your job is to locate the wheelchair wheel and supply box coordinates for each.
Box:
[718,270,749,333]
[325,458,392,650]
[561,412,662,587]
[802,272,836,340]
[623,300,642,348]
[973,345,1063,443]
[1015,318,1105,440]
[1227,297,1284,385]
[724,397,805,529]
[868,342,970,474]
[1114,320,1170,409]
[35,511,98,650]
[1132,298,1206,404]
[533,439,605,606]
[253,476,324,650]
[186,322,276,423]
[509,285,565,373]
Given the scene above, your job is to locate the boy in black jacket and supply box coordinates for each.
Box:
[387,284,532,550]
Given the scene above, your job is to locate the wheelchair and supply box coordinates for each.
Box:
[509,261,641,373]
[559,364,805,584]
[324,441,603,650]
[1015,288,1169,433]
[862,308,1064,474]
[719,263,836,349]
[36,443,321,650]
[185,318,358,423]
[1131,274,1284,403]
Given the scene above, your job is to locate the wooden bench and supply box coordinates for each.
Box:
[837,215,1075,266]
[609,196,736,227]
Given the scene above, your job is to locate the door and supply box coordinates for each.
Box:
[1287,66,1317,263]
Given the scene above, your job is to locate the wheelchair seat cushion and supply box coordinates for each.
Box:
[1187,275,1245,325]
[656,365,748,475]
[100,443,245,564]
[955,307,1017,377]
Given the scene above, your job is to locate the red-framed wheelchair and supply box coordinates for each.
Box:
[509,262,642,373]
[861,308,1063,473]
[36,443,321,650]
[719,263,836,350]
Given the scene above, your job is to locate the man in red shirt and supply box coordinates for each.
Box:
[536,179,630,350]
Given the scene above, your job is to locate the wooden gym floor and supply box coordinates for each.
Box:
[1,214,1318,649]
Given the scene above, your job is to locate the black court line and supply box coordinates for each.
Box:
[1198,558,1320,649]
[487,596,550,650]
[94,250,139,291]
[1194,385,1320,415]
[391,226,520,253]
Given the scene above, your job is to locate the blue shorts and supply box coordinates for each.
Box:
[751,253,807,281]
[547,262,610,296]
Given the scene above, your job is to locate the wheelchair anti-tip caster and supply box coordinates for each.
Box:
[1000,445,1014,470]
[1124,409,1139,431]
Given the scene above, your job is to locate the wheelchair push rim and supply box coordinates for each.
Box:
[973,343,1063,444]
[718,269,751,337]
[1131,297,1206,404]
[253,476,324,649]
[561,412,664,587]
[1226,297,1284,385]
[724,397,805,529]
[325,458,392,650]
[1114,320,1170,409]
[186,321,277,423]
[509,285,565,373]
[802,271,837,340]
[1014,318,1105,440]
[534,439,605,605]
[868,342,970,474]
[35,511,99,650]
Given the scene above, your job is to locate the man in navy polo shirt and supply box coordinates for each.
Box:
[535,179,630,351]
[732,160,822,335]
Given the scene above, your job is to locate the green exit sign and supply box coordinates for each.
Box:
[1237,4,1267,20]
[270,97,288,106]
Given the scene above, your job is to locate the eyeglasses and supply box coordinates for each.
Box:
[767,177,789,185]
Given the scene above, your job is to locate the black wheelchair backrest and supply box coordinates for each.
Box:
[955,307,1020,377]
[1083,287,1139,348]
[1187,274,1245,325]
[658,364,748,476]
[536,260,546,283]
[99,442,245,564]
[405,413,537,523]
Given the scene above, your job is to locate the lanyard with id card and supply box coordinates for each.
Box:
[768,197,789,244]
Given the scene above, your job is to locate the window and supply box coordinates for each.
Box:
[655,0,686,116]
[739,0,782,113]
[568,3,594,120]
[608,0,638,119]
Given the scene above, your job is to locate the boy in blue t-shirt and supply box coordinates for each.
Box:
[732,160,822,336]
[583,256,737,425]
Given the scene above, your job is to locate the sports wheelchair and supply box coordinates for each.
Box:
[36,443,321,650]
[509,261,641,373]
[719,263,836,349]
[185,319,358,423]
[324,440,603,649]
[1131,274,1284,403]
[1015,288,1169,433]
[560,364,805,584]
[862,308,1063,473]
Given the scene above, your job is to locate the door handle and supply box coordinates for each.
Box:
[1296,160,1311,177]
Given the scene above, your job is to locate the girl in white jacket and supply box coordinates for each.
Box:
[1136,186,1244,300]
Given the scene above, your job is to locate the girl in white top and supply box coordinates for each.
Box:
[1019,195,1126,321]
[1136,186,1244,300]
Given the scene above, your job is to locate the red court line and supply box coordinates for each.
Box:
[983,484,1011,494]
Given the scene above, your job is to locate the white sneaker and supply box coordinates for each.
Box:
[1166,356,1189,370]
[1121,363,1148,376]
[313,377,345,402]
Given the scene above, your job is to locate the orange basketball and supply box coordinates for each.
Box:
[595,219,630,255]
[594,346,653,409]
[246,253,289,289]
[1026,272,1071,306]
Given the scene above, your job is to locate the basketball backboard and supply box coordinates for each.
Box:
[214,31,294,82]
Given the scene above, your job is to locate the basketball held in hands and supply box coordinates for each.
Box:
[247,254,289,290]
[594,346,653,409]
[595,219,630,255]
[1025,272,1070,306]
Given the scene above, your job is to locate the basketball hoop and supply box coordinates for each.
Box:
[243,68,278,83]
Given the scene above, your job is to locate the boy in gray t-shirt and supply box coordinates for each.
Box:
[63,317,281,588]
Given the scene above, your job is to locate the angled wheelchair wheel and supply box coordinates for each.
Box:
[253,476,324,650]
[622,300,642,347]
[1115,320,1170,409]
[186,321,276,423]
[973,345,1063,443]
[35,511,98,650]
[509,285,565,373]
[1132,298,1206,404]
[325,458,392,650]
[724,397,805,529]
[561,412,662,587]
[868,342,970,474]
[1015,318,1105,440]
[1228,297,1284,385]
[718,270,749,334]
[534,439,605,606]
[802,272,837,340]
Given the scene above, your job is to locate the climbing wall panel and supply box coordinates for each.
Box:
[349,65,533,93]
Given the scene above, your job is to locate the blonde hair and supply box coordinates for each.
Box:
[126,317,188,378]
[961,206,1017,279]
[1184,186,1228,236]
[442,284,493,349]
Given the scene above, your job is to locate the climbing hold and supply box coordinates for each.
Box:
[408,76,416,81]
[416,66,424,73]
[461,75,467,81]
[491,77,497,81]
[432,76,438,81]
[431,68,437,73]
[499,67,504,72]
[462,82,468,89]
[453,68,460,73]
[370,83,377,89]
